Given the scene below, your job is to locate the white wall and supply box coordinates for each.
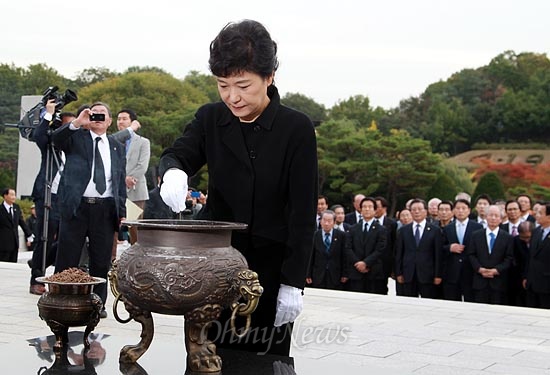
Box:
[16,96,42,199]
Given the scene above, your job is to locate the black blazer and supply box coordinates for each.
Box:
[344,221,387,280]
[468,229,513,292]
[395,222,443,284]
[442,220,483,284]
[52,124,127,228]
[307,229,346,286]
[380,216,398,277]
[159,85,318,289]
[0,203,31,253]
[344,211,360,226]
[525,227,550,294]
[31,118,63,202]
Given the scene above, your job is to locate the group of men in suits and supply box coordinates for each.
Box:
[307,192,550,309]
[307,195,397,295]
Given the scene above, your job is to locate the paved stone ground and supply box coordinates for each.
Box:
[3,250,550,374]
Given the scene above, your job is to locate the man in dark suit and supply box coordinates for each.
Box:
[375,196,397,294]
[395,198,443,299]
[52,102,126,317]
[0,188,33,262]
[468,205,514,305]
[316,195,328,229]
[442,199,483,302]
[500,200,522,236]
[510,220,532,306]
[345,197,387,294]
[331,204,351,232]
[306,210,347,290]
[523,203,550,308]
[470,194,492,229]
[344,194,365,226]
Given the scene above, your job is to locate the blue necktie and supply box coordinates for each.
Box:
[324,233,331,252]
[457,222,465,245]
[489,232,496,254]
[414,224,421,246]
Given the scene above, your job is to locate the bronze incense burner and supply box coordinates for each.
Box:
[36,276,105,355]
[109,220,263,373]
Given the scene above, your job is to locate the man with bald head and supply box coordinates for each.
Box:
[345,193,366,226]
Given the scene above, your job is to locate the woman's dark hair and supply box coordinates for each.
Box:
[209,19,279,79]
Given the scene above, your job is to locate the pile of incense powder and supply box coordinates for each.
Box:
[45,267,97,283]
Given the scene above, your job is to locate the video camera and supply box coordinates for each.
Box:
[18,86,78,141]
[41,86,78,111]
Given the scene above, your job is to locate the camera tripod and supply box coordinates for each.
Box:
[32,126,64,279]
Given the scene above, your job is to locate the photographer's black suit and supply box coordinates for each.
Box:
[52,123,126,305]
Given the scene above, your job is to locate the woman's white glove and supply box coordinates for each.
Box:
[274,284,303,327]
[159,169,188,213]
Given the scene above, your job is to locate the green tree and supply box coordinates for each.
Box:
[472,172,505,201]
[73,67,118,87]
[183,71,219,103]
[328,95,375,127]
[427,173,458,201]
[317,120,441,215]
[281,92,327,122]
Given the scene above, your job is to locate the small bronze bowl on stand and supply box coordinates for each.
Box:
[36,276,106,355]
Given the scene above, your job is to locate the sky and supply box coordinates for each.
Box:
[2,0,549,110]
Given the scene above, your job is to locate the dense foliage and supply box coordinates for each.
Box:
[1,50,548,213]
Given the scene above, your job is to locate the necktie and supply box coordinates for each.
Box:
[125,138,131,155]
[374,219,380,226]
[324,233,331,252]
[93,137,107,195]
[414,224,421,246]
[511,225,518,237]
[363,222,369,233]
[481,220,487,229]
[489,232,496,254]
[9,206,13,222]
[457,223,464,245]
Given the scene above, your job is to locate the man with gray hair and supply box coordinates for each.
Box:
[467,205,513,304]
[306,210,347,290]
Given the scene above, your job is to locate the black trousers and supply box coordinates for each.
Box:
[55,198,116,305]
[526,289,550,309]
[401,274,438,299]
[474,287,507,305]
[30,194,59,285]
[312,272,343,290]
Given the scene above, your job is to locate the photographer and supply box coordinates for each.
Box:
[53,102,126,318]
[28,99,74,295]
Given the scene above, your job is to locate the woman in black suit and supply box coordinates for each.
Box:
[159,20,318,355]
